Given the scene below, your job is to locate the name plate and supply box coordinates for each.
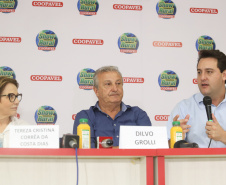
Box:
[9,125,59,148]
[119,126,168,149]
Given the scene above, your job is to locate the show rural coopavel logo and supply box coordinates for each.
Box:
[36,30,58,51]
[156,0,176,19]
[16,113,20,119]
[158,70,179,91]
[153,41,182,47]
[196,35,216,51]
[32,1,63,7]
[31,75,62,81]
[118,33,139,54]
[193,78,197,84]
[0,36,21,43]
[190,7,218,14]
[73,38,103,45]
[113,4,142,11]
[77,68,95,90]
[0,66,16,79]
[77,0,99,16]
[155,115,170,121]
[0,0,18,13]
[123,77,144,83]
[35,106,57,125]
[72,114,77,120]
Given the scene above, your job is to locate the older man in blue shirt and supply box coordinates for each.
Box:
[167,50,226,148]
[73,66,151,148]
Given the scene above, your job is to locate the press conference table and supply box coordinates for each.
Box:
[0,148,154,185]
[156,148,226,185]
[0,148,226,185]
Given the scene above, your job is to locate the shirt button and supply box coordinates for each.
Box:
[116,136,119,138]
[114,124,116,126]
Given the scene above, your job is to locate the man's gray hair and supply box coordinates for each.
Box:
[93,66,123,89]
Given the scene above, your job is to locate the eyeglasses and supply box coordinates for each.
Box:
[0,93,22,102]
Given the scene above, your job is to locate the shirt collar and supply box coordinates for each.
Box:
[195,93,205,104]
[94,101,128,112]
[195,90,226,105]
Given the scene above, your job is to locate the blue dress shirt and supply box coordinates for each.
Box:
[167,93,226,148]
[73,102,152,148]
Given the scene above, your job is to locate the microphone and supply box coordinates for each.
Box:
[97,136,114,148]
[174,140,199,148]
[203,96,213,148]
[203,96,213,121]
[62,134,79,148]
[69,139,78,148]
[101,139,113,148]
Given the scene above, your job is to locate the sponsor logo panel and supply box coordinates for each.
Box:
[156,0,176,19]
[193,78,197,84]
[155,115,170,121]
[196,35,216,51]
[77,68,95,90]
[118,33,139,54]
[72,39,103,45]
[77,0,99,16]
[113,4,142,11]
[32,1,63,7]
[34,106,57,125]
[0,66,16,79]
[153,41,182,47]
[190,8,218,14]
[31,75,62,81]
[0,37,21,43]
[72,114,77,120]
[0,0,18,13]
[123,77,144,83]
[36,30,58,51]
[158,70,179,91]
[16,113,20,119]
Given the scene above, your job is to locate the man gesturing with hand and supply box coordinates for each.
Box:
[167,50,226,148]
